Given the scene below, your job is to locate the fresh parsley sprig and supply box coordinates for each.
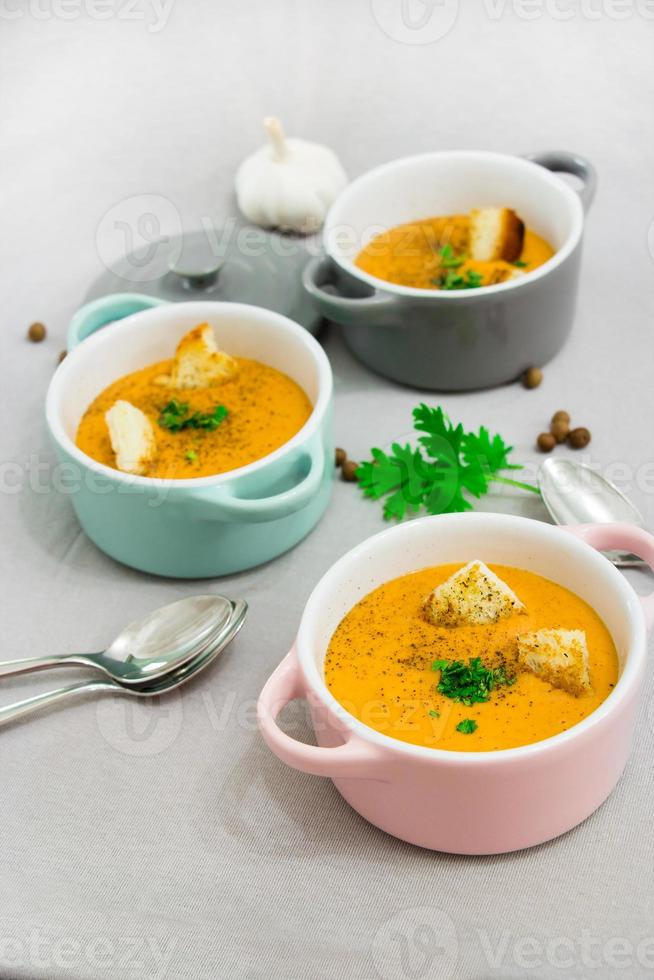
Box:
[439,244,465,269]
[456,719,478,734]
[355,404,538,521]
[432,657,516,707]
[158,400,229,433]
[438,268,484,290]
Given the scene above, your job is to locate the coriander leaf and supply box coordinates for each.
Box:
[458,459,489,500]
[439,244,465,269]
[413,404,464,458]
[461,427,514,476]
[158,402,229,433]
[433,657,516,706]
[158,400,190,432]
[439,268,484,290]
[456,719,478,734]
[355,404,536,520]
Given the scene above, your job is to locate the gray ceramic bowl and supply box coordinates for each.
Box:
[303,150,596,391]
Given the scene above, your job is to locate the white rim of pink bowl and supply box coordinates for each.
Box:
[294,513,649,766]
[324,151,584,300]
[45,301,333,489]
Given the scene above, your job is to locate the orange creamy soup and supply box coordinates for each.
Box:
[355,214,554,290]
[76,357,313,479]
[324,564,618,752]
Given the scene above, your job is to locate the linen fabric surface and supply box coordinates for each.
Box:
[2,3,654,978]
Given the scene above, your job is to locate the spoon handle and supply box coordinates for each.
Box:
[605,551,649,568]
[0,678,114,727]
[0,654,98,679]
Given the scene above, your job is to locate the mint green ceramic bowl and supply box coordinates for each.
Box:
[46,297,334,578]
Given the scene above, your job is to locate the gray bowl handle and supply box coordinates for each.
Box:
[525,151,597,212]
[302,256,399,326]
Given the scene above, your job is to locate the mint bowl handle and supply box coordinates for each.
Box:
[67,293,169,350]
[187,442,328,524]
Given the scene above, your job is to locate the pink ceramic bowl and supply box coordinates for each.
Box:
[258,514,654,854]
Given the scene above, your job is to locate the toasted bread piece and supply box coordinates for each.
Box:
[424,560,526,627]
[517,628,591,696]
[469,208,525,263]
[164,323,237,389]
[105,400,156,476]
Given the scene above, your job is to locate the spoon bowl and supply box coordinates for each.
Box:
[0,598,248,727]
[539,457,646,567]
[0,595,241,684]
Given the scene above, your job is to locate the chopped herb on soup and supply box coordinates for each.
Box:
[76,324,313,480]
[324,563,618,753]
[158,400,229,433]
[456,719,478,735]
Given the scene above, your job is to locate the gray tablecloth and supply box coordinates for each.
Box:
[2,3,654,978]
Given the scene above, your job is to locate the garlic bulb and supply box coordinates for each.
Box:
[235,117,348,234]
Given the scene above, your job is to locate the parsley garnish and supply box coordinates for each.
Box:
[355,404,538,521]
[158,401,228,433]
[456,719,478,734]
[185,450,198,462]
[439,244,465,269]
[428,709,440,719]
[436,268,484,290]
[512,260,529,268]
[432,657,516,706]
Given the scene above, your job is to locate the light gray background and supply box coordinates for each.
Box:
[2,2,654,978]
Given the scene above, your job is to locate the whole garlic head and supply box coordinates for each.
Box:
[235,117,348,234]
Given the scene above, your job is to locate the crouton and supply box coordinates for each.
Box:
[469,208,525,263]
[517,629,591,696]
[164,323,237,389]
[105,400,156,476]
[424,560,526,627]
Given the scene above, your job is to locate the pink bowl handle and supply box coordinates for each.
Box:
[563,523,654,630]
[257,648,383,778]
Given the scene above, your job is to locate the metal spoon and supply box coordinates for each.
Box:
[0,595,238,684]
[539,457,647,568]
[0,598,247,728]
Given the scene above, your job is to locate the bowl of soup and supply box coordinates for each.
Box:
[303,150,596,390]
[257,514,653,853]
[46,296,333,577]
